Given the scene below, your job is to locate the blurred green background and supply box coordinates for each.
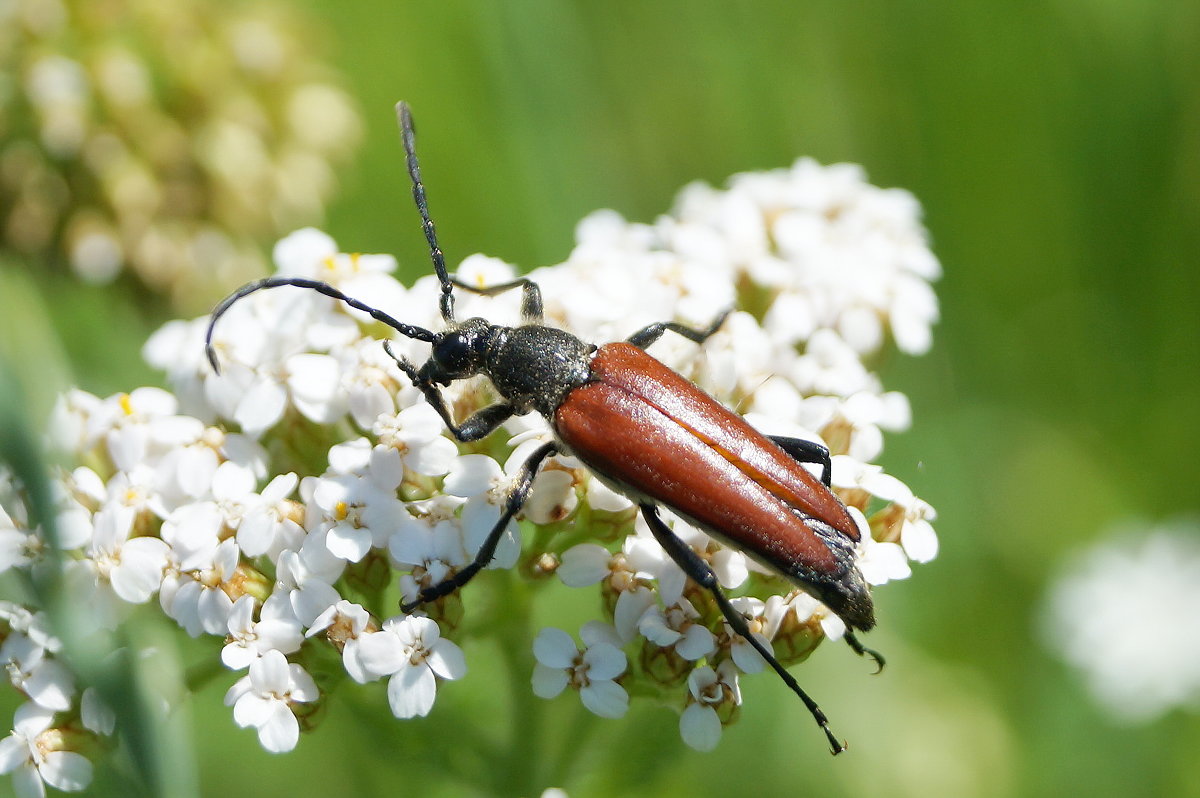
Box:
[3,1,1199,796]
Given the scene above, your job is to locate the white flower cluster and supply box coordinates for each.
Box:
[1042,520,1200,723]
[0,157,939,794]
[0,0,361,305]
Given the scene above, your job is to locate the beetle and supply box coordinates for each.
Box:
[206,102,882,754]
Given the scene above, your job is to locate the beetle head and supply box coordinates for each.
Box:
[422,317,495,385]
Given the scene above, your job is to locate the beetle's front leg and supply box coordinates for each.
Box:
[383,341,515,441]
[402,441,559,612]
[639,503,846,755]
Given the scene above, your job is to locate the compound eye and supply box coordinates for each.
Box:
[433,332,472,375]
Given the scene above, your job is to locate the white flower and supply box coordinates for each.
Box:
[224,650,319,753]
[1042,523,1200,723]
[0,703,93,796]
[306,600,373,683]
[63,503,169,629]
[531,624,628,719]
[638,596,715,661]
[222,594,304,670]
[388,514,470,607]
[1,633,75,711]
[679,660,742,751]
[275,534,344,627]
[370,404,457,477]
[721,597,772,674]
[304,447,405,563]
[163,538,239,636]
[236,473,303,559]
[356,616,466,718]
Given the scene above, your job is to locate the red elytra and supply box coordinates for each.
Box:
[555,342,875,632]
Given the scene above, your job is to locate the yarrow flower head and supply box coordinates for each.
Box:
[0,0,362,309]
[1042,519,1200,723]
[0,153,939,788]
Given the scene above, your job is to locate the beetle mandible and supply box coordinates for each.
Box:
[206,102,883,754]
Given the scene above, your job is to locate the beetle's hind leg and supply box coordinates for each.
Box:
[768,435,834,487]
[844,630,886,674]
[401,441,559,612]
[639,503,847,755]
[626,309,731,349]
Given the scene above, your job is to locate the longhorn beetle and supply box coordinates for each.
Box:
[206,102,883,754]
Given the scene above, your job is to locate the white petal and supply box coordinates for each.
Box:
[233,693,276,728]
[12,761,47,798]
[23,660,74,711]
[38,751,92,792]
[81,688,116,735]
[639,611,683,647]
[581,643,626,682]
[0,735,29,773]
[531,663,569,699]
[286,664,320,702]
[176,446,219,498]
[443,455,502,498]
[221,643,257,670]
[236,511,275,557]
[256,703,300,753]
[532,628,577,669]
[901,519,939,563]
[325,523,372,563]
[250,650,291,694]
[198,586,235,635]
[558,544,610,587]
[579,679,628,719]
[676,626,716,661]
[387,662,437,719]
[235,379,287,436]
[680,703,721,751]
[425,639,467,681]
[356,630,407,678]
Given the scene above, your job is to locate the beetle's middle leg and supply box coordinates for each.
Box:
[639,503,846,755]
[450,276,544,324]
[626,309,732,349]
[401,441,559,612]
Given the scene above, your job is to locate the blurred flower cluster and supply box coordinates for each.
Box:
[1042,519,1200,724]
[0,0,361,309]
[0,157,938,795]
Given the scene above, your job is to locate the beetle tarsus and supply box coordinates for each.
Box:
[844,630,886,674]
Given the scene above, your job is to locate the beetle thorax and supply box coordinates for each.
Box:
[485,325,595,415]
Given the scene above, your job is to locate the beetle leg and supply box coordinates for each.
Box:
[626,308,732,349]
[383,341,516,441]
[768,435,834,487]
[843,630,886,674]
[450,277,544,324]
[639,503,846,755]
[402,441,559,612]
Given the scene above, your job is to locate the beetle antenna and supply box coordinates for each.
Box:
[205,277,435,374]
[397,101,455,324]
